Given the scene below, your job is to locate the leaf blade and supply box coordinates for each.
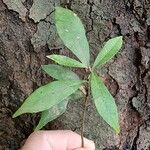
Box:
[42,64,79,80]
[90,72,120,133]
[93,36,123,68]
[34,90,83,130]
[55,7,90,67]
[34,100,68,131]
[13,80,84,118]
[47,55,87,68]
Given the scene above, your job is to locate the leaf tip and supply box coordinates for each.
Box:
[12,111,19,118]
[55,6,66,15]
[114,120,120,134]
[46,55,51,59]
[55,6,62,11]
[116,36,123,43]
[115,126,120,134]
[55,6,64,20]
[12,108,24,118]
[118,35,123,39]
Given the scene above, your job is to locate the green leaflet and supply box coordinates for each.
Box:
[13,80,84,118]
[34,100,68,131]
[42,64,79,80]
[93,36,123,68]
[90,72,120,133]
[55,7,90,67]
[34,90,83,131]
[47,55,87,68]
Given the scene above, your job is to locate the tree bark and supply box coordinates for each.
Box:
[0,0,149,149]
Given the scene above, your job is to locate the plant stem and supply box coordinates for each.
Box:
[81,81,89,148]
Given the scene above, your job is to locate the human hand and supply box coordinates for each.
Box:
[21,130,95,150]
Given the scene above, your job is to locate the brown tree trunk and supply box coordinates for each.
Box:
[0,0,149,149]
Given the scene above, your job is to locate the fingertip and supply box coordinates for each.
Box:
[22,130,95,150]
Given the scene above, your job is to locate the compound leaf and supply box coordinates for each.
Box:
[47,55,87,68]
[55,7,90,67]
[93,36,123,68]
[90,72,120,133]
[13,80,84,118]
[42,64,79,80]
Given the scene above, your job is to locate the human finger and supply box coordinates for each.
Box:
[21,130,95,150]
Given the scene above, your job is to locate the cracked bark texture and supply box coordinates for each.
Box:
[0,0,150,149]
